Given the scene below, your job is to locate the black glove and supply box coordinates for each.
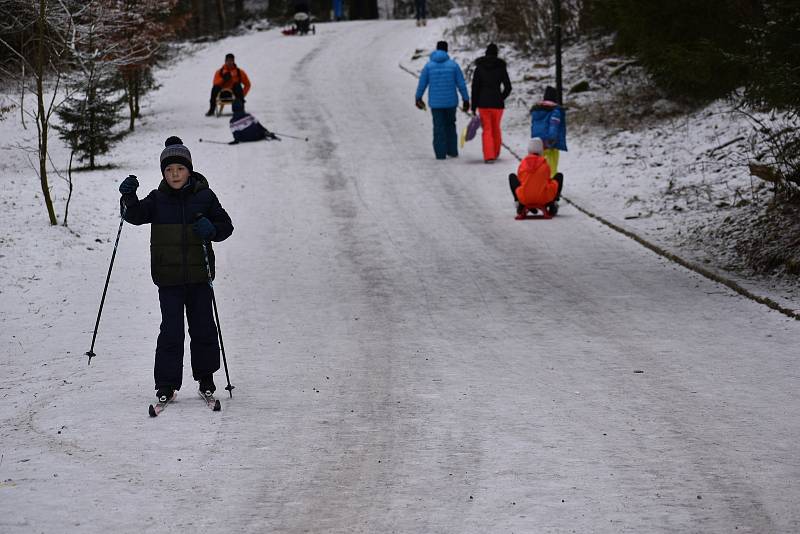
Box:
[119,175,139,195]
[222,72,232,82]
[415,99,426,110]
[192,217,216,241]
[462,101,470,113]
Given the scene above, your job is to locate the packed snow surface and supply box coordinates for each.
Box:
[1,19,799,534]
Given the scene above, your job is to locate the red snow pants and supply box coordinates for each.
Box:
[478,108,504,161]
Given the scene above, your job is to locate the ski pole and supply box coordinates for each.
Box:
[198,138,234,145]
[196,214,235,398]
[271,131,309,142]
[86,204,127,365]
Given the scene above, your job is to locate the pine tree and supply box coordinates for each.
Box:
[53,1,130,170]
[55,69,126,169]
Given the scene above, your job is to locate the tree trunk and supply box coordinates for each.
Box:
[88,82,96,169]
[133,77,140,118]
[216,0,227,35]
[133,71,140,118]
[127,82,135,131]
[37,0,57,226]
[192,0,203,37]
[63,151,74,227]
[20,33,27,130]
[234,0,244,24]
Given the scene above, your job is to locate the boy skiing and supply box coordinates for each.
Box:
[508,137,563,218]
[118,137,234,407]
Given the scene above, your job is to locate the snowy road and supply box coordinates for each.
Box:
[2,20,799,533]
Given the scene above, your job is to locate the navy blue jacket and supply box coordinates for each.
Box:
[121,172,233,286]
[229,112,270,142]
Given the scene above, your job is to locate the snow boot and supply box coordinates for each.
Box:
[156,387,175,403]
[199,375,216,395]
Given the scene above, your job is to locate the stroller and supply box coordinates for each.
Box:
[282,1,316,35]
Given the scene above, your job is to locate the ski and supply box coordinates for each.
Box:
[199,390,222,411]
[149,391,176,417]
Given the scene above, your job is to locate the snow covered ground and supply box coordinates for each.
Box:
[1,18,799,534]
[410,19,800,316]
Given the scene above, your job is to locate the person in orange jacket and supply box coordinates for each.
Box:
[206,53,252,116]
[508,137,563,217]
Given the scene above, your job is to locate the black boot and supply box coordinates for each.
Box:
[198,375,216,394]
[156,387,175,402]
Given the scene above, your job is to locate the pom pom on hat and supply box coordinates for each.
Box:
[160,136,192,174]
[528,137,544,155]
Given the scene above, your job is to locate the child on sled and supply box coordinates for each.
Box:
[508,137,563,219]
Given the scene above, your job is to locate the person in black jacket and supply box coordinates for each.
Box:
[229,100,278,143]
[471,43,512,163]
[118,137,234,403]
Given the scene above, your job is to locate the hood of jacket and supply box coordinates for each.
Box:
[531,100,558,113]
[430,50,450,63]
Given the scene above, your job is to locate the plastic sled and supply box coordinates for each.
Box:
[465,115,481,141]
[215,89,236,117]
[515,202,558,220]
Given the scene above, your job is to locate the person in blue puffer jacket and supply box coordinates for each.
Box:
[415,41,470,160]
[530,86,567,176]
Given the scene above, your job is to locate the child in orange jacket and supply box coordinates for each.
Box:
[206,53,252,116]
[508,137,563,217]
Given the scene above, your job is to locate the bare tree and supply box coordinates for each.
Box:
[0,0,80,225]
[109,0,184,131]
[216,0,227,34]
[457,0,585,52]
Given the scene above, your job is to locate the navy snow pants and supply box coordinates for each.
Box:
[155,283,220,391]
[431,107,458,160]
[415,0,427,20]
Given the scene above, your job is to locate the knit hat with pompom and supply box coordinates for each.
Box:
[160,136,192,174]
[528,137,544,155]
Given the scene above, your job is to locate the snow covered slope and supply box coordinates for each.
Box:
[1,19,799,534]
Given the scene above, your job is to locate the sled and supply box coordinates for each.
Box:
[515,202,558,220]
[282,25,316,35]
[282,13,316,35]
[215,89,236,117]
